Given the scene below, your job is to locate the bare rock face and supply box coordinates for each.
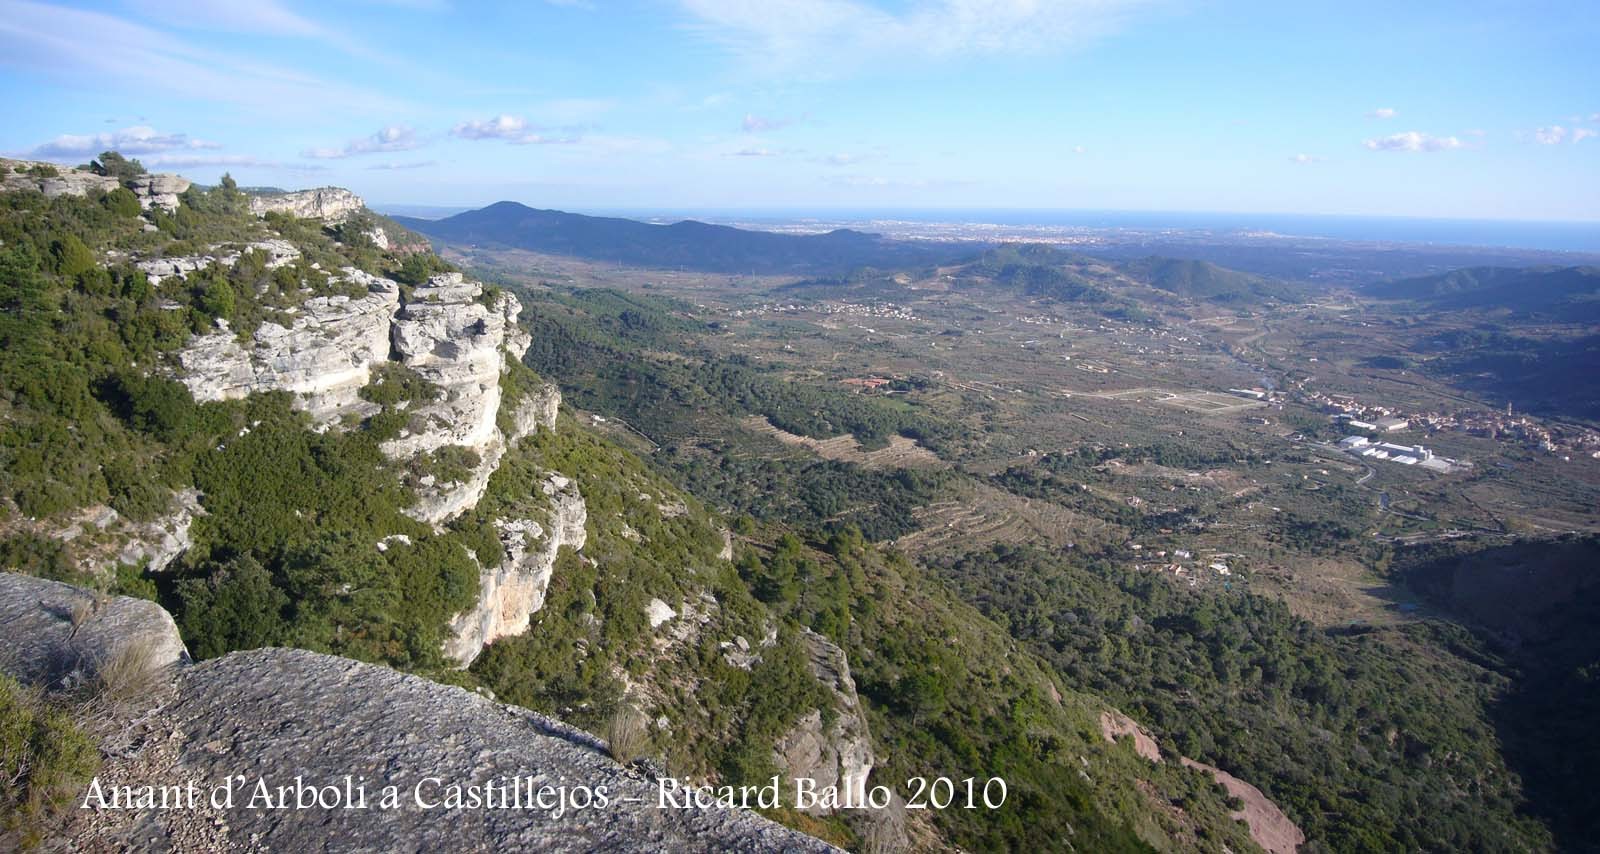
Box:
[1,158,118,197]
[445,474,588,666]
[247,186,365,222]
[510,381,562,440]
[137,239,300,286]
[115,488,203,573]
[0,577,835,852]
[0,158,188,211]
[775,629,876,814]
[385,273,513,457]
[177,269,400,424]
[387,274,532,525]
[125,172,190,212]
[0,573,189,689]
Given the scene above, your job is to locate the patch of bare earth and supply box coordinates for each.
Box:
[1099,708,1306,854]
[1181,757,1306,854]
[742,416,943,469]
[893,483,1113,556]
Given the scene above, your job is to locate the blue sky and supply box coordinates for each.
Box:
[2,0,1597,221]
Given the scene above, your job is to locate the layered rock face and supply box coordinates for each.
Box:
[124,172,191,211]
[385,273,536,525]
[0,576,836,853]
[775,629,877,814]
[177,269,401,424]
[0,158,189,211]
[247,186,364,222]
[137,238,300,286]
[444,473,587,666]
[171,260,582,661]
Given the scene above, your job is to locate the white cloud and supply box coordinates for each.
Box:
[1367,107,1398,119]
[123,0,325,38]
[451,114,578,144]
[729,147,780,156]
[1363,131,1464,152]
[679,0,1153,72]
[1533,125,1567,145]
[0,1,409,114]
[818,152,867,165]
[741,114,791,132]
[1072,145,1087,155]
[303,125,421,159]
[27,125,219,158]
[367,160,439,170]
[141,153,321,171]
[1289,153,1322,164]
[1573,128,1596,144]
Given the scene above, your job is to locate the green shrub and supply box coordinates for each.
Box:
[0,675,100,849]
[101,187,141,219]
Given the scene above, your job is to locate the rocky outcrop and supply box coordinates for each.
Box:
[0,577,835,852]
[386,273,533,525]
[125,172,190,212]
[445,473,588,666]
[1,158,189,211]
[137,239,299,286]
[1,158,117,197]
[775,629,875,814]
[114,488,203,573]
[247,187,364,222]
[177,269,400,424]
[0,573,189,689]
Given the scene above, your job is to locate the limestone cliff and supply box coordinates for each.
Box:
[0,574,835,853]
[775,629,877,814]
[444,472,587,666]
[0,158,190,211]
[177,268,400,424]
[246,186,364,222]
[384,272,533,525]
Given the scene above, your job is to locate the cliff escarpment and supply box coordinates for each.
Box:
[0,572,836,853]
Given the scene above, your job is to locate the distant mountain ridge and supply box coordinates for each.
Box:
[393,201,969,275]
[1367,265,1600,316]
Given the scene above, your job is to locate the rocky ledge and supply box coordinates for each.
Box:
[1,158,190,211]
[246,187,364,222]
[0,573,836,853]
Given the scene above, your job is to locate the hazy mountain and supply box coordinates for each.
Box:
[393,201,968,275]
[1367,265,1600,316]
[1118,256,1304,302]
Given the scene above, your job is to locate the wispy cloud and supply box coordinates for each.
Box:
[367,160,439,170]
[1289,153,1323,164]
[1363,131,1464,152]
[1532,125,1567,145]
[0,0,409,114]
[303,125,422,159]
[26,125,218,158]
[679,0,1154,72]
[1367,107,1398,119]
[1574,128,1596,144]
[451,114,578,144]
[142,153,324,171]
[729,147,781,157]
[741,113,791,132]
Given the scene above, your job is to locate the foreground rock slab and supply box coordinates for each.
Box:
[0,575,835,853]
